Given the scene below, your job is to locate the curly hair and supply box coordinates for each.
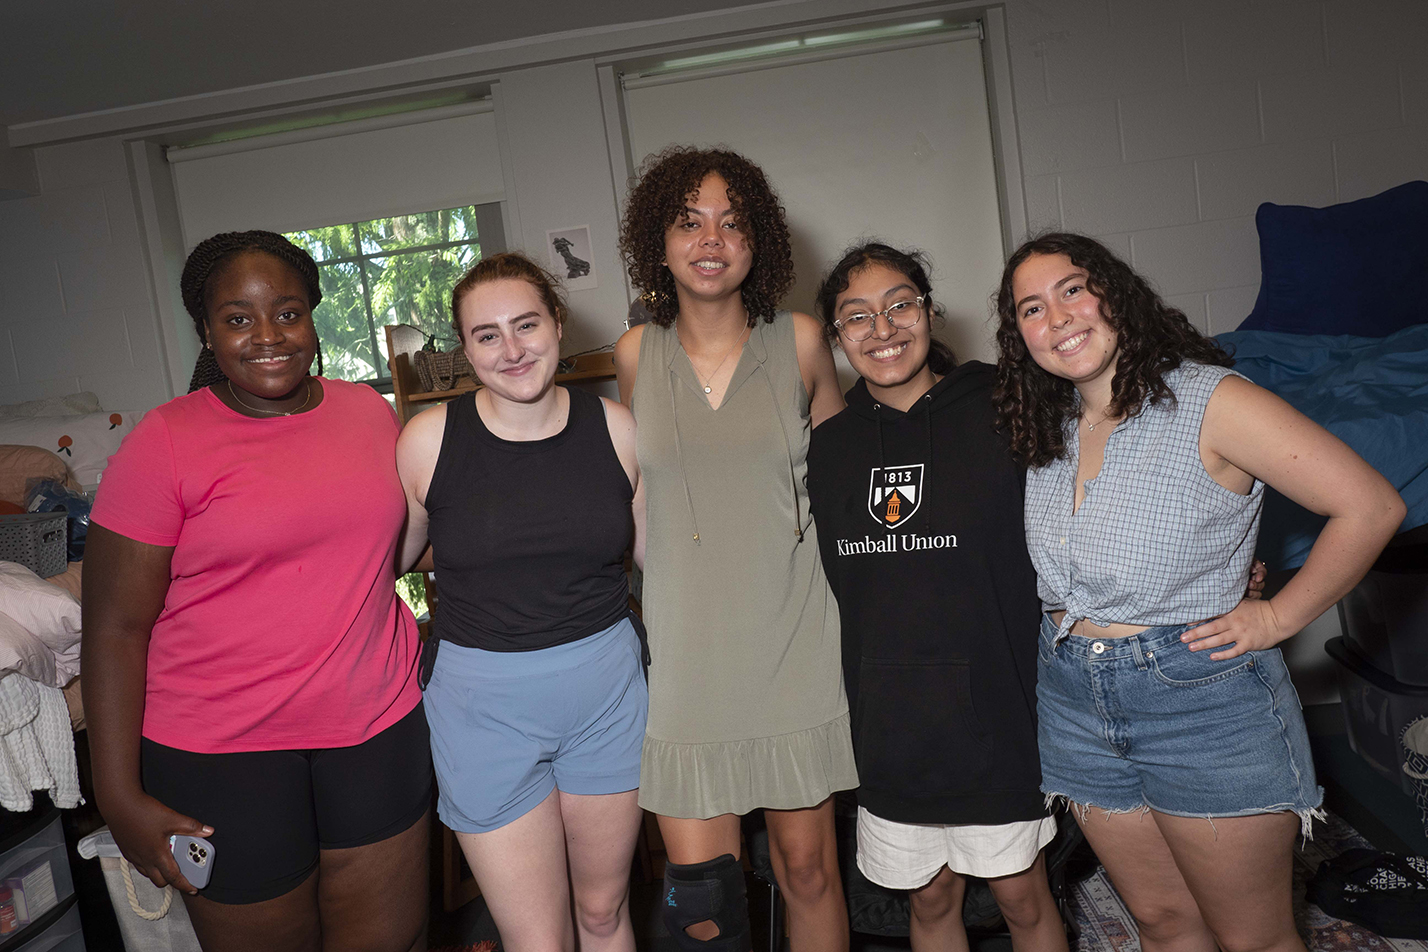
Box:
[180,231,324,392]
[814,241,956,376]
[450,252,568,341]
[618,146,793,327]
[992,232,1233,468]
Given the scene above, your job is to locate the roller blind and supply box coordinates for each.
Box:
[623,32,1005,363]
[171,106,504,249]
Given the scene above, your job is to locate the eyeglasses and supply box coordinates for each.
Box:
[832,296,926,341]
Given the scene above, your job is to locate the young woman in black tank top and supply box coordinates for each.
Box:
[396,253,647,952]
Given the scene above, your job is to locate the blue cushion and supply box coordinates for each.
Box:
[1238,180,1428,336]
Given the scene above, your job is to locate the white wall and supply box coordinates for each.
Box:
[1008,0,1428,335]
[0,137,171,410]
[2,0,1426,407]
[495,61,632,356]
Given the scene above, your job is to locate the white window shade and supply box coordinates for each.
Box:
[622,33,1005,363]
[171,107,504,248]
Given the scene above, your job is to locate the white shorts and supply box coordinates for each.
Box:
[856,806,1058,889]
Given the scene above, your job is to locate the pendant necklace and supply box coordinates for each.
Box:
[1083,409,1113,431]
[685,326,749,395]
[228,378,313,417]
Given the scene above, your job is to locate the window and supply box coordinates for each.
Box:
[285,202,500,387]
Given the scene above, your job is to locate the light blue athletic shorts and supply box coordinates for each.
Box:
[1036,615,1323,833]
[423,616,648,834]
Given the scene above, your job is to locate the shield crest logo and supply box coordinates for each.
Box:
[867,464,924,528]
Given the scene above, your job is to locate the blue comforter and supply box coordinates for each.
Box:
[1216,324,1428,569]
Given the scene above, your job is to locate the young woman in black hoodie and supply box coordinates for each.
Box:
[806,243,1066,952]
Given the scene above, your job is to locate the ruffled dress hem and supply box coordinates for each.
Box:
[637,712,859,818]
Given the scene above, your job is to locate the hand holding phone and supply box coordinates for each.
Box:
[169,835,215,889]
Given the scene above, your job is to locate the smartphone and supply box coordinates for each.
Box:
[169,835,215,889]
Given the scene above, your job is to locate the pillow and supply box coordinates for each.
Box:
[0,562,81,661]
[0,612,58,686]
[1239,180,1428,337]
[43,561,82,602]
[0,392,101,418]
[0,445,75,506]
[0,411,143,489]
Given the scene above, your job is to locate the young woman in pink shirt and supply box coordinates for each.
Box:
[84,231,429,952]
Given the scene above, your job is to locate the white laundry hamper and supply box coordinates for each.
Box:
[1404,716,1428,839]
[77,827,200,952]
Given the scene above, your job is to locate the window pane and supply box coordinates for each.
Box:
[286,206,488,385]
[288,224,361,264]
[313,261,381,382]
[358,207,479,255]
[366,244,481,345]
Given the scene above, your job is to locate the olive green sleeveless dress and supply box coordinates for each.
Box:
[633,314,858,818]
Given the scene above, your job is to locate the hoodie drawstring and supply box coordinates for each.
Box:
[873,392,937,532]
[923,392,935,533]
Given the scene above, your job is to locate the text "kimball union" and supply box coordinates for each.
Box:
[836,533,959,556]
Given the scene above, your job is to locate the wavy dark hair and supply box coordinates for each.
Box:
[814,241,956,376]
[618,146,793,327]
[180,231,324,392]
[992,232,1232,467]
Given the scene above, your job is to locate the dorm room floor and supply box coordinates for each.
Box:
[59,702,1426,951]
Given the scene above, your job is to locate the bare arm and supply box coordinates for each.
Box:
[602,397,646,570]
[82,524,210,893]
[791,311,845,428]
[394,403,447,574]
[614,324,645,409]
[1185,376,1406,659]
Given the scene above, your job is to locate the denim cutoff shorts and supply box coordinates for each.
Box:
[1036,615,1323,832]
[423,616,648,834]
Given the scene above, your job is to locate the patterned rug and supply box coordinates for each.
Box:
[1070,812,1428,952]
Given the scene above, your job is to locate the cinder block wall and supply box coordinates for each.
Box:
[2,0,1426,411]
[1007,0,1428,335]
[0,138,170,409]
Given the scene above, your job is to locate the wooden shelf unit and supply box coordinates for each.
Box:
[385,323,616,423]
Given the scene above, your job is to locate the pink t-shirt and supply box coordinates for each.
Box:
[91,380,421,753]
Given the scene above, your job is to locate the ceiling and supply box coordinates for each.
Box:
[2,0,766,130]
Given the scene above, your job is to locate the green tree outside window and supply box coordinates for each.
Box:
[286,206,487,386]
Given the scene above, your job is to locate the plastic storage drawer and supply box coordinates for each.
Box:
[0,808,73,949]
[2,897,81,952]
[1337,562,1428,687]
[1327,636,1428,797]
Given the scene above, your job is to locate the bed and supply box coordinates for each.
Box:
[1213,180,1428,570]
[0,393,143,813]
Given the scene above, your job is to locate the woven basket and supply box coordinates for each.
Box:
[412,346,475,392]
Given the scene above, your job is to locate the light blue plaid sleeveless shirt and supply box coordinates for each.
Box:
[1024,362,1264,643]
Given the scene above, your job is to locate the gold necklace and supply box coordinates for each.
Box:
[682,326,749,395]
[227,378,313,417]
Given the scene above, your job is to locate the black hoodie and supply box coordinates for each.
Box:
[807,361,1044,825]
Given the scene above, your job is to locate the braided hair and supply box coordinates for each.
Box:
[180,231,324,393]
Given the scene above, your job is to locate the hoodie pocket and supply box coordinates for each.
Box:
[853,658,995,790]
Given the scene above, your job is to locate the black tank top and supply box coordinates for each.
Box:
[425,387,633,651]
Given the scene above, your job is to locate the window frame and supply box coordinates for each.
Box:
[287,200,505,391]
